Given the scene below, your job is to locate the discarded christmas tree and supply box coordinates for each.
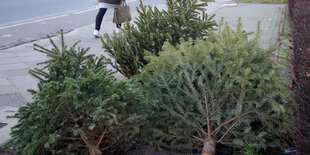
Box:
[137,19,291,154]
[11,31,146,155]
[102,0,216,78]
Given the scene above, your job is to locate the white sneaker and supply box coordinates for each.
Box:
[116,28,122,34]
[94,30,100,38]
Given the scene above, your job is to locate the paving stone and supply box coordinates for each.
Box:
[0,52,16,58]
[0,78,10,85]
[0,85,19,95]
[0,106,19,146]
[0,69,29,78]
[0,93,26,107]
[0,78,19,94]
[18,55,47,63]
[0,63,28,72]
[213,3,286,49]
[0,57,23,65]
[7,75,38,102]
[13,51,44,57]
[24,62,39,69]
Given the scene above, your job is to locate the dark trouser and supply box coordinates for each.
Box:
[95,8,122,31]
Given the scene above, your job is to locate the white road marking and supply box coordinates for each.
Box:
[1,35,12,38]
[222,3,237,7]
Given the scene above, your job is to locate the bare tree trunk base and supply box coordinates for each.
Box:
[89,147,102,155]
[201,137,216,155]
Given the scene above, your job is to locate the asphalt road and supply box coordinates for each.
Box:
[0,0,93,24]
[0,0,166,50]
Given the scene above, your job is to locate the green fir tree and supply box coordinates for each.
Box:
[11,31,146,155]
[102,0,216,78]
[136,19,292,154]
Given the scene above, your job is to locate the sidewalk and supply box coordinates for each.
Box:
[213,2,286,49]
[0,1,286,146]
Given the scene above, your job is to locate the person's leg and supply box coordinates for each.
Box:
[95,8,107,31]
[116,24,121,28]
[116,24,122,33]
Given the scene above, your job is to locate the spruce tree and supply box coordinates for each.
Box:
[136,19,292,154]
[11,31,146,155]
[102,0,216,78]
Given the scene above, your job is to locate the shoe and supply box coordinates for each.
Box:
[116,28,122,34]
[94,30,100,38]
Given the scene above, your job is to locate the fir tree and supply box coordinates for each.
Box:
[11,30,146,155]
[102,0,216,78]
[136,19,292,154]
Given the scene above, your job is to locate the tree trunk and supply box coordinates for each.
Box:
[201,137,217,155]
[89,147,102,155]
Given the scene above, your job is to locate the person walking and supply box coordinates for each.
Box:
[94,0,123,38]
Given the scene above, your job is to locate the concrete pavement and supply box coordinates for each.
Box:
[213,3,286,49]
[0,0,286,146]
[0,106,18,146]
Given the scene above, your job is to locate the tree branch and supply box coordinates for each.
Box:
[97,128,108,147]
[67,103,88,145]
[192,135,205,142]
[63,137,83,141]
[203,89,211,138]
[100,141,116,151]
[212,109,256,135]
[196,100,208,137]
[217,121,238,143]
